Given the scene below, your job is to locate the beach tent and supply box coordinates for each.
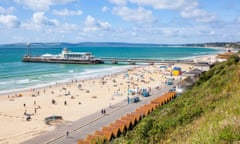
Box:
[160,65,167,69]
[142,88,150,97]
[166,79,173,85]
[130,96,140,103]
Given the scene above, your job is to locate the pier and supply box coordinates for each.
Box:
[100,57,202,65]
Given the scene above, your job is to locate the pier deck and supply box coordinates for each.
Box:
[100,57,203,65]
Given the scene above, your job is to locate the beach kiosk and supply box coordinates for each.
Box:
[130,96,140,103]
[172,67,181,76]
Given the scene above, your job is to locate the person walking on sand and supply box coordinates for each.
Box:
[64,101,67,106]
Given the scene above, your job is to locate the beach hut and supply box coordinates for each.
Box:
[85,134,98,143]
[107,124,122,138]
[129,112,141,122]
[126,114,139,125]
[112,121,127,133]
[121,116,135,129]
[100,127,115,141]
[183,68,202,78]
[92,131,108,143]
[77,139,87,144]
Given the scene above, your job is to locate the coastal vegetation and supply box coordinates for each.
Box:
[112,55,240,144]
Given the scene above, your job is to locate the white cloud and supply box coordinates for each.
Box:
[109,0,127,5]
[32,12,59,26]
[113,6,154,23]
[180,9,215,23]
[14,0,77,11]
[58,23,78,33]
[0,14,20,28]
[83,15,111,32]
[52,8,82,16]
[128,0,215,23]
[129,0,197,10]
[0,6,15,14]
[236,16,240,23]
[102,6,109,12]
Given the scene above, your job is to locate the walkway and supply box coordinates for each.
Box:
[22,85,173,144]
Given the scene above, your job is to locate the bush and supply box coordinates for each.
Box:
[219,125,240,142]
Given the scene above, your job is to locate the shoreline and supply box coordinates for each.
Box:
[0,46,224,95]
[0,54,219,144]
[0,65,137,96]
[0,53,222,96]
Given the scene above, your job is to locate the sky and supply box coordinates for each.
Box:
[0,0,240,44]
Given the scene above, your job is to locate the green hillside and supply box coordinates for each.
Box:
[113,55,240,144]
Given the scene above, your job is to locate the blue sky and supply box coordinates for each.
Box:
[0,0,240,44]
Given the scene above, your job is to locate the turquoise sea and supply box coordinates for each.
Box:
[0,43,221,94]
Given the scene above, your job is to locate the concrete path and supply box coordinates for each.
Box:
[22,84,173,144]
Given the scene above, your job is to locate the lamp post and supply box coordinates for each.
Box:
[127,84,130,104]
[14,79,16,97]
[26,42,31,56]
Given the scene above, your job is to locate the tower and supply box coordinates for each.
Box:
[26,43,31,56]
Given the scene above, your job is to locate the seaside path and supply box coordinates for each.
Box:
[22,84,174,144]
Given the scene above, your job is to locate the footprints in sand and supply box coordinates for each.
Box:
[0,113,23,119]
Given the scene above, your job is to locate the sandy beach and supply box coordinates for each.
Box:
[0,54,217,144]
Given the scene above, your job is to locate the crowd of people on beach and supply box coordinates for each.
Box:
[0,63,196,143]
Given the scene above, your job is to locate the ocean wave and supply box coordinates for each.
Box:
[0,81,8,85]
[14,78,40,84]
[16,79,30,84]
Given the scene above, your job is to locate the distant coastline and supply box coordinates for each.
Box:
[0,41,238,48]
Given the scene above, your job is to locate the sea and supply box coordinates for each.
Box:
[0,43,222,94]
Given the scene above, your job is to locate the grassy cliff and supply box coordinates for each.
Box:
[113,55,240,144]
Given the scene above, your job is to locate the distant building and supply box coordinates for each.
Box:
[183,68,202,78]
[176,77,198,94]
[193,64,211,72]
[216,51,235,62]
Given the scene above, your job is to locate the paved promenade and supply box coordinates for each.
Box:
[22,85,173,144]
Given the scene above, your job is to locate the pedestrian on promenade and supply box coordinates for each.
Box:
[103,109,106,114]
[66,131,69,139]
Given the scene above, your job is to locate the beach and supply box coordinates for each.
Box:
[0,54,218,144]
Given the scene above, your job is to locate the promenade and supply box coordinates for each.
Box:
[22,84,173,144]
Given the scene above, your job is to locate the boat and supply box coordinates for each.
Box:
[22,48,104,64]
